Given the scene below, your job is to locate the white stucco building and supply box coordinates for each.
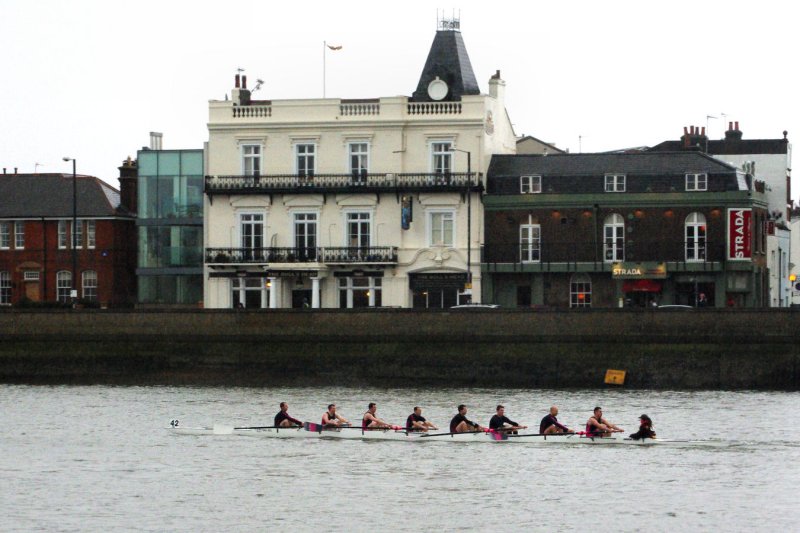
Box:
[203,21,516,308]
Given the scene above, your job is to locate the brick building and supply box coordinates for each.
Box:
[482,151,769,308]
[0,170,136,307]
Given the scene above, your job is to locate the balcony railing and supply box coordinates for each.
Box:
[206,246,398,265]
[482,240,726,266]
[318,246,398,264]
[205,172,481,194]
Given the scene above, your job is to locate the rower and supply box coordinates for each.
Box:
[406,406,438,432]
[362,403,392,430]
[321,404,350,428]
[274,402,303,428]
[489,405,527,433]
[450,404,485,433]
[585,406,623,437]
[629,414,656,440]
[539,405,574,434]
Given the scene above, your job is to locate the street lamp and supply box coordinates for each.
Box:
[449,147,472,289]
[62,157,77,303]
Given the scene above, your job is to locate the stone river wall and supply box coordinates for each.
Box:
[0,309,798,389]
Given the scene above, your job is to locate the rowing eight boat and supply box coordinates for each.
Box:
[167,421,724,446]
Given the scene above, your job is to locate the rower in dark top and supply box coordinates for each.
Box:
[629,414,656,440]
[539,405,574,434]
[406,406,438,432]
[449,404,485,433]
[321,404,350,428]
[585,406,623,437]
[274,402,303,428]
[362,402,392,430]
[489,405,527,433]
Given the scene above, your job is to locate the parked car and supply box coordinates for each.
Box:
[657,305,694,310]
[450,304,500,309]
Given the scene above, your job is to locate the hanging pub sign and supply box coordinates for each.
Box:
[727,208,752,260]
[401,195,413,230]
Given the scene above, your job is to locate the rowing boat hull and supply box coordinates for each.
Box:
[167,426,725,446]
[502,434,724,446]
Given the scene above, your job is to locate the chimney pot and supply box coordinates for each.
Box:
[683,127,689,135]
[729,121,733,131]
[235,74,240,88]
[242,75,247,89]
[701,126,706,136]
[735,121,739,131]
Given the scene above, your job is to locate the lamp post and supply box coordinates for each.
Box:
[449,147,472,290]
[62,157,77,303]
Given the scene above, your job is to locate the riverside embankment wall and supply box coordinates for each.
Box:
[0,309,798,389]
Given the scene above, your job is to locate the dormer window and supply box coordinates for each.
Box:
[686,173,707,191]
[520,175,541,194]
[605,174,626,192]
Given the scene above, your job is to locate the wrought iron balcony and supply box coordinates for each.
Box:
[205,172,481,195]
[318,246,398,264]
[206,246,398,265]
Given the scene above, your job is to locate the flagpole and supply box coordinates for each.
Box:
[323,40,326,98]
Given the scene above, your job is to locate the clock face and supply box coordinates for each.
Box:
[427,77,448,101]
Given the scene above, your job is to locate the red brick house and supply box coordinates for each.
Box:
[0,171,136,307]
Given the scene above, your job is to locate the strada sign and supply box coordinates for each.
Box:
[727,208,752,261]
[611,262,666,279]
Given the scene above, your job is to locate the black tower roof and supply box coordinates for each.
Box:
[411,28,480,102]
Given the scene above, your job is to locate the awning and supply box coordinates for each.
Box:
[623,279,663,293]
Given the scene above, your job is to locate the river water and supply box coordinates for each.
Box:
[2,385,798,532]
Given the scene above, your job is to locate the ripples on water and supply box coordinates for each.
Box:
[1,385,798,532]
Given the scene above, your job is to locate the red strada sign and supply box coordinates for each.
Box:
[728,208,752,260]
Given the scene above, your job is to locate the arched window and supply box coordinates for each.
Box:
[570,274,592,308]
[0,271,10,304]
[603,214,624,262]
[82,270,98,301]
[56,271,72,303]
[685,212,707,261]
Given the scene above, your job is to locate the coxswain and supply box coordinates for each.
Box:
[585,406,623,437]
[274,402,303,428]
[539,405,574,434]
[449,404,485,433]
[629,414,656,440]
[406,406,438,432]
[489,405,527,433]
[362,403,392,429]
[321,404,350,428]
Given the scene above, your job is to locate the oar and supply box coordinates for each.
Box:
[507,431,587,438]
[417,429,495,438]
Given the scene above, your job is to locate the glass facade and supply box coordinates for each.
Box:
[136,149,204,305]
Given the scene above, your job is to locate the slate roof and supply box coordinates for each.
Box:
[488,152,739,177]
[411,30,480,102]
[648,138,789,155]
[0,173,131,218]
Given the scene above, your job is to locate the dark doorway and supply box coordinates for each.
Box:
[292,289,312,309]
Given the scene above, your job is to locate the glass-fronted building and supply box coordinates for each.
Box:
[136,149,204,306]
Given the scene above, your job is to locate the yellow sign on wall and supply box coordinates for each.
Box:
[604,369,626,385]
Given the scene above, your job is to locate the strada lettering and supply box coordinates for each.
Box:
[613,268,642,276]
[728,209,752,260]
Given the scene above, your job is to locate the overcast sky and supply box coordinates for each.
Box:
[1,0,796,193]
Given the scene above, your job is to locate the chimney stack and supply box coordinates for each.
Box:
[488,70,505,101]
[725,121,743,141]
[235,74,240,88]
[118,157,138,214]
[242,75,247,89]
